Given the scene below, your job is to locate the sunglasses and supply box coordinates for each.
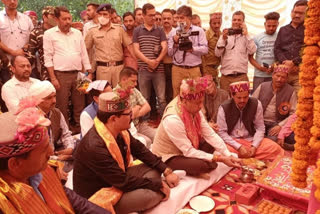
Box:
[156,18,162,21]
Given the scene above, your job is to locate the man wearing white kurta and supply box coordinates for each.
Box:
[152,77,241,177]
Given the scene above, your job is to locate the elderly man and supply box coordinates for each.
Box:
[1,56,40,112]
[152,77,241,178]
[217,81,284,160]
[202,12,222,82]
[252,64,297,141]
[215,11,257,91]
[73,89,179,214]
[29,80,76,164]
[0,107,109,213]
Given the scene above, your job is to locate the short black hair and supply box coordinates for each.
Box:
[232,10,245,20]
[110,8,117,15]
[192,14,200,20]
[96,110,124,124]
[155,11,161,16]
[162,8,173,15]
[142,3,155,15]
[87,2,99,9]
[134,7,142,16]
[177,5,192,18]
[264,12,280,21]
[11,55,27,67]
[293,0,308,8]
[54,6,70,18]
[119,67,138,80]
[0,152,30,171]
[89,82,111,98]
[171,9,176,15]
[123,11,134,20]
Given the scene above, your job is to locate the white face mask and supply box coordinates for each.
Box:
[98,16,110,26]
[178,21,187,30]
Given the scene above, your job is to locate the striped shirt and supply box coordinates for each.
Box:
[133,25,166,72]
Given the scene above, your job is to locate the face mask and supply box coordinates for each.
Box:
[98,16,110,26]
[178,21,187,30]
[47,17,57,27]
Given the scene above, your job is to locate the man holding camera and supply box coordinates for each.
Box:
[215,11,256,92]
[168,5,208,97]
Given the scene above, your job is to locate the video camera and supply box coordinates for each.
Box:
[177,22,199,51]
[227,28,242,35]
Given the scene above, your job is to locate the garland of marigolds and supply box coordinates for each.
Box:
[291,0,320,210]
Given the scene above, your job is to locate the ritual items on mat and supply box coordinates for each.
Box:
[235,184,260,205]
[240,166,255,183]
[189,195,215,212]
[176,208,199,214]
[256,199,292,214]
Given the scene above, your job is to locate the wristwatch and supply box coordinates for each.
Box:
[163,167,173,177]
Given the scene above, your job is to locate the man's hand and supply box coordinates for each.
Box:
[132,105,142,119]
[268,125,281,136]
[11,49,25,56]
[55,148,73,161]
[219,156,242,168]
[51,78,61,90]
[160,181,170,201]
[248,146,257,157]
[165,172,179,188]
[222,29,228,40]
[283,60,294,72]
[277,139,284,147]
[208,121,219,132]
[147,59,159,70]
[238,146,250,158]
[173,35,180,44]
[241,23,248,36]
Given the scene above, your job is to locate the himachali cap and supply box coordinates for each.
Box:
[96,3,112,13]
[0,108,50,158]
[42,6,55,15]
[273,64,289,74]
[180,77,209,100]
[230,81,250,93]
[24,10,37,17]
[98,91,130,113]
[210,12,222,20]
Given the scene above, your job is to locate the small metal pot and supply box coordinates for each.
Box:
[240,166,255,183]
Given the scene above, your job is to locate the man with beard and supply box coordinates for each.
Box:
[29,80,75,164]
[85,4,133,87]
[73,90,179,214]
[134,7,144,27]
[217,81,284,160]
[83,2,100,38]
[249,12,280,91]
[44,6,91,134]
[1,56,40,112]
[0,107,110,213]
[252,64,296,142]
[27,6,57,81]
[274,0,308,93]
[0,0,34,82]
[123,12,138,70]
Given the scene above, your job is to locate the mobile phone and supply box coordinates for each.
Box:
[216,209,226,214]
[262,62,269,68]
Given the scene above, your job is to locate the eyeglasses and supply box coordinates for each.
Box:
[121,111,132,117]
[156,18,162,21]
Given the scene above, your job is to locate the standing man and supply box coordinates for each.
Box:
[274,0,308,93]
[123,12,138,70]
[249,12,280,92]
[133,3,168,117]
[1,56,39,112]
[0,0,34,82]
[172,9,178,28]
[215,11,256,91]
[202,12,222,83]
[217,81,284,160]
[43,6,92,133]
[191,14,202,27]
[85,4,132,87]
[83,2,100,38]
[168,5,208,97]
[162,8,174,103]
[155,11,162,27]
[27,6,57,81]
[134,7,144,26]
[24,10,38,27]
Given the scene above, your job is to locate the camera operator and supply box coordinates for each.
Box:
[168,5,208,97]
[215,11,256,92]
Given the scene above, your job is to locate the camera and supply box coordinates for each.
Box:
[228,28,242,35]
[177,22,199,51]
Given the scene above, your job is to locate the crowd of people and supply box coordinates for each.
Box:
[0,0,308,213]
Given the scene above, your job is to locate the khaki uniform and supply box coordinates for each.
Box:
[202,28,221,81]
[85,24,132,86]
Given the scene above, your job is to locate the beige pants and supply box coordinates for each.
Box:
[172,65,202,97]
[96,64,124,87]
[220,73,249,92]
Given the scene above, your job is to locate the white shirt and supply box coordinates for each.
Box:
[162,112,232,162]
[0,10,34,57]
[83,20,99,38]
[1,76,40,112]
[43,26,91,71]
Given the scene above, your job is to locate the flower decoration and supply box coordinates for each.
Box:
[76,72,92,94]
